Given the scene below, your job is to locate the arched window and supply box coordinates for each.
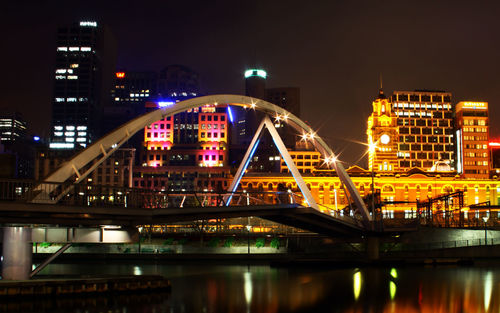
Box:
[383,185,394,193]
[416,185,421,193]
[428,185,432,193]
[319,184,324,192]
[381,104,385,113]
[268,183,273,191]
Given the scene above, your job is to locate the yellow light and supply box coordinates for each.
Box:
[390,268,398,279]
[389,281,396,300]
[353,271,362,300]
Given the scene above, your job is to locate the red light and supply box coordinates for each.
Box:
[116,72,125,78]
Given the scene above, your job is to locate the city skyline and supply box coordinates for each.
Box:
[2,0,500,166]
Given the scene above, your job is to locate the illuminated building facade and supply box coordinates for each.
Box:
[280,150,321,174]
[239,169,500,214]
[50,21,117,149]
[367,89,398,172]
[490,141,500,176]
[389,90,455,171]
[134,98,230,191]
[0,112,27,143]
[455,101,489,178]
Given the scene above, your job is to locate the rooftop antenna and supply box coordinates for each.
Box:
[379,73,383,90]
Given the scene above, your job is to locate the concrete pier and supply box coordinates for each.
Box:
[2,227,32,280]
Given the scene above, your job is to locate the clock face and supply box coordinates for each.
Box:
[380,134,390,145]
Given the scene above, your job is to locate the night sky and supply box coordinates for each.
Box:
[2,0,500,166]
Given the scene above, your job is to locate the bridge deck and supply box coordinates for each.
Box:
[0,202,366,236]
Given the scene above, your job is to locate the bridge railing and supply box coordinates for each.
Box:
[0,179,307,209]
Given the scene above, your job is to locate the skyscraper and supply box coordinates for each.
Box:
[391,90,454,171]
[455,101,489,178]
[0,112,27,143]
[50,20,117,149]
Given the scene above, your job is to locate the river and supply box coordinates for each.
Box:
[3,262,499,312]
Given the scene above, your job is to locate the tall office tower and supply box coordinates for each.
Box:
[50,21,117,149]
[234,69,267,146]
[105,71,158,134]
[266,87,300,148]
[391,90,455,171]
[0,112,27,143]
[455,101,490,178]
[366,89,398,172]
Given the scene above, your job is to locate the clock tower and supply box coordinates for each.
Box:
[367,89,398,172]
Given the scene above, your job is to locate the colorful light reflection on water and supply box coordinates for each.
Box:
[10,263,500,313]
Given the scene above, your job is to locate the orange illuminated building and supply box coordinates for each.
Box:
[455,101,489,178]
[367,89,398,172]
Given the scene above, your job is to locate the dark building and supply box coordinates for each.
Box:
[0,112,27,143]
[158,65,200,97]
[50,20,117,149]
[266,87,300,148]
[105,71,158,134]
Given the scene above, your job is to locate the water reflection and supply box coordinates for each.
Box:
[16,263,500,313]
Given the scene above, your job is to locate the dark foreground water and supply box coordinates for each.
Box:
[3,262,500,313]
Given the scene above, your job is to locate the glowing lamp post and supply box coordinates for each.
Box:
[246,224,252,254]
[368,142,378,217]
[483,216,489,245]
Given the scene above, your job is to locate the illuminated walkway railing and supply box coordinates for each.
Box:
[0,179,307,209]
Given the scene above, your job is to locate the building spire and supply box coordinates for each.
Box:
[377,73,386,99]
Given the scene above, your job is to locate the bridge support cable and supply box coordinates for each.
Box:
[30,243,71,278]
[262,116,319,210]
[224,119,266,205]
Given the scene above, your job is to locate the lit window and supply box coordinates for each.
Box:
[57,47,68,51]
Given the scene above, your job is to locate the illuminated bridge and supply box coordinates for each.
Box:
[0,95,417,279]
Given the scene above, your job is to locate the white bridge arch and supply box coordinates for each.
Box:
[37,95,371,225]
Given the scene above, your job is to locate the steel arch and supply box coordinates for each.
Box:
[37,95,371,224]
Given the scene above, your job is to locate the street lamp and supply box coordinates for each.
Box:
[246,224,252,254]
[368,142,378,219]
[483,216,489,245]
